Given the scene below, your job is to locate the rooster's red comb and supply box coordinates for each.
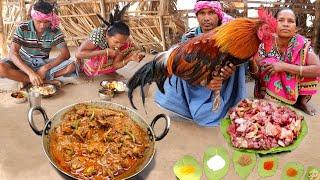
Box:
[258,7,277,31]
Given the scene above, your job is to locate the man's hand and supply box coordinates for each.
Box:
[207,76,223,91]
[28,71,43,86]
[220,63,236,80]
[37,65,49,80]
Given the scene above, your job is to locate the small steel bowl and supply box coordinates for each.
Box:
[11,91,28,104]
[98,89,114,101]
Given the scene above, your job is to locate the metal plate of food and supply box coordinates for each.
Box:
[29,84,57,98]
[100,80,127,93]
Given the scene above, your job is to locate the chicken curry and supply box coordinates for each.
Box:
[49,104,150,179]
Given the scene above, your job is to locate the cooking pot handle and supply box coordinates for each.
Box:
[150,114,170,141]
[28,106,49,136]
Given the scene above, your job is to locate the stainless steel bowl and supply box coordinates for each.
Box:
[11,91,28,104]
[98,88,114,101]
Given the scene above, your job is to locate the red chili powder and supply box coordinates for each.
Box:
[263,161,274,171]
[286,168,298,177]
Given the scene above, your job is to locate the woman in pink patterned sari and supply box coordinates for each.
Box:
[255,8,320,115]
[75,6,144,77]
[75,22,144,77]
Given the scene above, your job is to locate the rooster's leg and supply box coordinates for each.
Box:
[210,69,222,111]
[212,90,221,111]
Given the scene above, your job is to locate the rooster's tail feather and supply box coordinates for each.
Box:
[167,76,179,92]
[127,60,167,109]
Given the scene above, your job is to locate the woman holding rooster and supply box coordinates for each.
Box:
[154,0,250,126]
[254,8,320,116]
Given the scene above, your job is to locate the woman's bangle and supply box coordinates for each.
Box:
[249,61,259,75]
[299,65,303,76]
[249,68,259,75]
[105,48,109,56]
[122,59,125,66]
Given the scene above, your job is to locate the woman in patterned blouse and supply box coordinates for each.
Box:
[75,19,144,77]
[255,8,320,115]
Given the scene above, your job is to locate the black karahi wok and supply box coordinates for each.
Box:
[28,101,170,179]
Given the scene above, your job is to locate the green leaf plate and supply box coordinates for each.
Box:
[220,118,308,154]
[257,156,279,178]
[304,166,320,180]
[281,162,304,180]
[203,147,230,180]
[233,150,256,179]
[173,155,202,180]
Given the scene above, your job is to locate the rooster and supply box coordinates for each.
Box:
[127,8,277,111]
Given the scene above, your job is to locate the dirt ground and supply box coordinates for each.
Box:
[0,53,320,180]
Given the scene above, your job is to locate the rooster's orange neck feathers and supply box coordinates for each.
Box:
[213,18,262,60]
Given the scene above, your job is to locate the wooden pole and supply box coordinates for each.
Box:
[159,0,168,15]
[158,0,169,51]
[314,0,320,54]
[100,0,106,19]
[243,0,248,17]
[0,0,7,57]
[19,0,27,20]
[159,16,166,51]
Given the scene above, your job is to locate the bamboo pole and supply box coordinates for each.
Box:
[315,0,320,54]
[243,0,248,17]
[100,0,106,19]
[19,0,26,20]
[159,0,168,15]
[159,16,166,51]
[158,0,169,51]
[0,0,7,57]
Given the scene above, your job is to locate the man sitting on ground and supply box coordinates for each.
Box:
[0,0,77,87]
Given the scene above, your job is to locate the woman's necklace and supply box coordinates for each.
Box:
[274,38,287,60]
[275,38,282,55]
